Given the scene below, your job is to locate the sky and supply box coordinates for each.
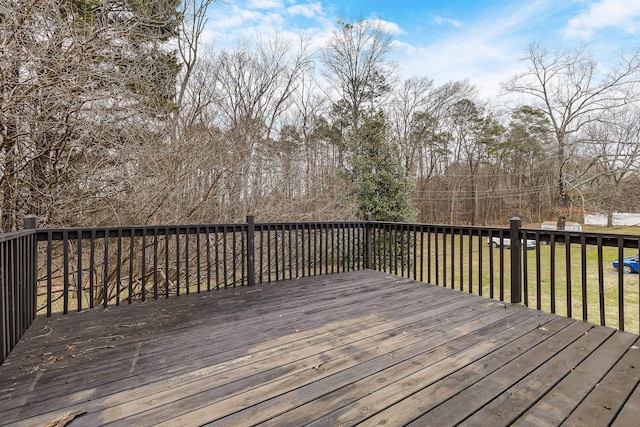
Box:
[204,0,640,99]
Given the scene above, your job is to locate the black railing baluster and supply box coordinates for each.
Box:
[319,224,323,275]
[241,226,246,286]
[459,229,464,291]
[282,225,287,280]
[330,224,334,274]
[307,223,316,276]
[116,229,122,306]
[350,224,355,272]
[382,224,387,273]
[196,228,201,292]
[176,228,181,295]
[581,234,587,321]
[597,235,605,326]
[523,232,529,305]
[129,229,134,303]
[247,217,255,287]
[153,228,159,298]
[434,227,439,286]
[288,225,293,279]
[565,234,572,318]
[618,237,625,331]
[413,228,417,280]
[205,227,211,291]
[142,228,147,301]
[214,229,220,290]
[295,224,300,278]
[550,234,556,313]
[184,227,190,294]
[341,223,344,272]
[258,226,264,284]
[274,226,279,282]
[450,230,455,290]
[165,229,170,297]
[313,224,318,276]
[77,231,82,311]
[324,224,330,274]
[62,230,69,314]
[510,218,522,305]
[477,230,482,296]
[488,230,494,299]
[420,228,424,282]
[89,229,95,308]
[536,233,542,310]
[467,229,472,293]
[232,229,237,288]
[103,231,109,308]
[499,230,504,301]
[443,228,448,288]
[266,226,271,282]
[222,228,228,289]
[8,241,15,344]
[394,225,398,276]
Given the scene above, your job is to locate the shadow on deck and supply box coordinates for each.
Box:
[0,270,639,426]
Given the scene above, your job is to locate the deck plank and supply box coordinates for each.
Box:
[513,332,639,426]
[612,378,640,427]
[2,272,412,405]
[404,321,600,426]
[257,309,556,427]
[147,301,526,426]
[456,324,616,426]
[0,270,638,427]
[562,336,640,426]
[77,291,475,425]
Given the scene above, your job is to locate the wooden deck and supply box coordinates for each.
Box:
[0,270,639,426]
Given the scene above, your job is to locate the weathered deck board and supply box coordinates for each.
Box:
[0,270,638,426]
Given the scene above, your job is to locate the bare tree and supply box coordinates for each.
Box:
[0,0,181,229]
[214,37,311,213]
[582,105,640,225]
[388,78,476,178]
[321,18,396,131]
[502,44,640,228]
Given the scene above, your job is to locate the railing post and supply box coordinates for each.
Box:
[364,213,372,270]
[510,217,522,304]
[24,215,38,323]
[23,215,37,230]
[246,215,256,286]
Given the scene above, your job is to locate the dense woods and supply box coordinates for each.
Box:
[2,1,640,231]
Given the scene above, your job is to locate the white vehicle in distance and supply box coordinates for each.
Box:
[488,237,537,249]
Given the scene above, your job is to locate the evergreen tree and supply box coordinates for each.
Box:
[347,111,416,222]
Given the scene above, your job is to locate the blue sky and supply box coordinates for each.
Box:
[205,0,640,98]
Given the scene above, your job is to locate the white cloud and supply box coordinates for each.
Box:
[364,18,405,36]
[432,15,463,28]
[564,0,640,39]
[204,0,633,100]
[246,0,285,10]
[393,1,561,99]
[288,3,323,18]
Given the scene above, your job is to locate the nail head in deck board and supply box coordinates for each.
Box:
[0,270,638,427]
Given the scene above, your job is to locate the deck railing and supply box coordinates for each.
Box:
[35,217,366,316]
[0,216,37,364]
[368,217,640,333]
[1,215,639,364]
